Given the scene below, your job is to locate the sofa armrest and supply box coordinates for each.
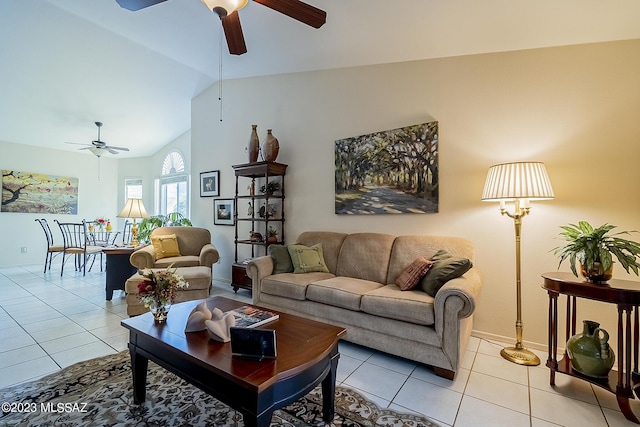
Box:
[130,245,156,270]
[199,244,220,268]
[246,255,274,303]
[434,267,482,336]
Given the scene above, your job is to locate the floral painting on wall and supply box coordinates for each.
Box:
[335,121,439,215]
[1,170,78,214]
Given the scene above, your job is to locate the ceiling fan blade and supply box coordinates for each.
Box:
[115,0,168,11]
[108,149,120,155]
[221,11,247,55]
[78,147,92,150]
[253,0,326,28]
[107,146,130,151]
[65,141,91,146]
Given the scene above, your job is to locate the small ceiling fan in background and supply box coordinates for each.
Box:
[115,0,327,55]
[65,121,130,158]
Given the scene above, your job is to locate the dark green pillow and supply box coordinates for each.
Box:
[287,243,330,274]
[420,250,473,296]
[268,244,294,274]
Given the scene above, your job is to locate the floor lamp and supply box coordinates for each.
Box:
[117,198,150,247]
[481,161,554,366]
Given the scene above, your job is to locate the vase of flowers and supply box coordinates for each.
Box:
[94,217,109,231]
[137,267,189,323]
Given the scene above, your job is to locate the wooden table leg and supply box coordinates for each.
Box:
[617,395,640,424]
[322,351,340,422]
[130,348,148,404]
[547,291,558,385]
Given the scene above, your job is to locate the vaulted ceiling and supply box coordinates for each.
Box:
[1,0,639,157]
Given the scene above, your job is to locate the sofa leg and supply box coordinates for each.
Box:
[433,367,455,380]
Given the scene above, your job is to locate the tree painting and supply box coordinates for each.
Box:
[1,170,78,214]
[335,121,438,215]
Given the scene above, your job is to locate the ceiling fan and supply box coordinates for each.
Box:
[65,122,130,157]
[115,0,327,55]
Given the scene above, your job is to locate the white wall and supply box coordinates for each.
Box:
[0,140,119,266]
[190,39,640,349]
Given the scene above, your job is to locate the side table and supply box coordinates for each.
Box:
[542,272,640,423]
[103,247,138,300]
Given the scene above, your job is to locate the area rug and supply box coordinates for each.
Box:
[0,351,439,426]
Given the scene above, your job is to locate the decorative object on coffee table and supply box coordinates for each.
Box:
[136,267,189,322]
[482,161,554,366]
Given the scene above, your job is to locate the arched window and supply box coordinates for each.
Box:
[158,151,189,217]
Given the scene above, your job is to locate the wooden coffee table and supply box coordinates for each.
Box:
[121,297,346,427]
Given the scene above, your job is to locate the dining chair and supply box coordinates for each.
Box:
[34,218,64,273]
[121,220,132,246]
[55,219,104,276]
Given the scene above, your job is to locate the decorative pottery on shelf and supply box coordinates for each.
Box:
[580,263,614,284]
[566,320,615,378]
[149,301,171,323]
[262,129,279,162]
[248,124,260,163]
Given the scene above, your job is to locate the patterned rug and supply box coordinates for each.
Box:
[0,351,439,426]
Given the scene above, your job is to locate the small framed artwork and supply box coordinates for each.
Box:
[214,198,235,225]
[200,170,220,197]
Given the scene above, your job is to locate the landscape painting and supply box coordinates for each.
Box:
[335,121,439,215]
[1,170,78,214]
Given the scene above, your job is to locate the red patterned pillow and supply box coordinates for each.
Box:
[396,257,434,291]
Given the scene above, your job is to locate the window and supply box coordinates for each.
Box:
[124,178,143,200]
[158,151,189,217]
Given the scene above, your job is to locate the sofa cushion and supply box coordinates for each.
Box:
[151,234,181,259]
[152,255,200,268]
[336,233,395,284]
[361,284,436,326]
[396,257,433,290]
[269,244,294,274]
[420,250,473,296]
[261,272,334,301]
[306,277,383,311]
[288,244,330,273]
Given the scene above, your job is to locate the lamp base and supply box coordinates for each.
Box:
[500,346,540,366]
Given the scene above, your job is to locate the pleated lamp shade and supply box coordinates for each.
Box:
[482,162,554,201]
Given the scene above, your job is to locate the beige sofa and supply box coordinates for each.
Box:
[129,227,219,269]
[247,231,482,380]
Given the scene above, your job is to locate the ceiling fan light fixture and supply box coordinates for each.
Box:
[88,147,103,158]
[201,0,248,16]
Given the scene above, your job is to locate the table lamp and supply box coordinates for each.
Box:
[481,161,554,366]
[117,198,150,247]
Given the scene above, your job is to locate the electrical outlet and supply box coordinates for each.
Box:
[21,247,27,253]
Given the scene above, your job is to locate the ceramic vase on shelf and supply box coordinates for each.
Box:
[248,124,260,163]
[566,320,615,378]
[262,129,279,163]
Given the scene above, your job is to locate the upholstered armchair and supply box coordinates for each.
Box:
[129,226,219,270]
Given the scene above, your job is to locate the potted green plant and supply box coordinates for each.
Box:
[137,212,192,244]
[266,226,279,244]
[553,221,640,283]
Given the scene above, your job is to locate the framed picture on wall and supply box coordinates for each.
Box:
[214,198,234,225]
[200,170,220,197]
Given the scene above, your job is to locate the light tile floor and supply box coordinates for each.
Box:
[1,264,639,426]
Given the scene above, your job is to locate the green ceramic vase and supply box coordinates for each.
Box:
[566,320,615,378]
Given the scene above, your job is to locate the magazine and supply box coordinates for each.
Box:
[229,305,279,328]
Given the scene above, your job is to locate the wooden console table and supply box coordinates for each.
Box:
[542,272,640,423]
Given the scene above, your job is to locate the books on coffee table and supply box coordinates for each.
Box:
[229,305,279,328]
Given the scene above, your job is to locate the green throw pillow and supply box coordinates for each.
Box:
[287,243,330,274]
[420,250,473,296]
[268,244,294,274]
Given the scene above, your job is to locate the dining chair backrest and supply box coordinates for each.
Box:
[35,218,54,247]
[122,220,132,245]
[56,220,89,250]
